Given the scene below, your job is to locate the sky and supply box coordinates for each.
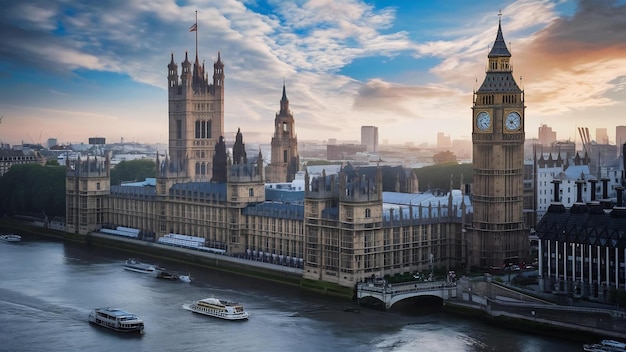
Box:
[0,0,625,147]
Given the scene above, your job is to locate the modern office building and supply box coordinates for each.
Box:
[536,179,626,301]
[361,126,378,153]
[617,126,626,153]
[436,132,451,150]
[596,128,609,145]
[538,124,557,147]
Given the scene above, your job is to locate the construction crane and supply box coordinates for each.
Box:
[577,127,591,156]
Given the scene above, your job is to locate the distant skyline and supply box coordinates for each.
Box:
[0,0,625,147]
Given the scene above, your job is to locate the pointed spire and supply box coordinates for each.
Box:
[279,81,289,114]
[488,14,511,58]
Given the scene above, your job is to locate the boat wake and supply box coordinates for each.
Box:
[0,287,89,323]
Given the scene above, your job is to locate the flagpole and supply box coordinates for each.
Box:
[195,10,198,60]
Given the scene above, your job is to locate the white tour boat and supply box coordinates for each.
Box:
[123,258,159,273]
[183,297,249,320]
[0,233,21,242]
[88,307,145,334]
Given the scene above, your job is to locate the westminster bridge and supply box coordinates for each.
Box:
[356,280,457,309]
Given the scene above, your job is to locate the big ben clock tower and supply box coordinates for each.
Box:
[471,17,528,269]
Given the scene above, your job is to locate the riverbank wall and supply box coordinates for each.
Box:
[0,219,354,300]
[444,277,626,342]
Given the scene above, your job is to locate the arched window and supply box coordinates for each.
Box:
[365,208,371,218]
[195,120,201,138]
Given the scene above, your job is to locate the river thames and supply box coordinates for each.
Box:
[0,234,583,352]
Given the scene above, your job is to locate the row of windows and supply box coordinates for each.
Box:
[195,120,212,139]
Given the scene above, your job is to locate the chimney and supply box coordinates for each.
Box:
[601,177,612,209]
[548,179,566,213]
[588,179,598,202]
[575,179,584,203]
[551,179,561,203]
[609,186,626,218]
[601,177,609,199]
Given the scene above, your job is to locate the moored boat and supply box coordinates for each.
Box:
[154,269,192,282]
[123,258,159,273]
[178,274,192,283]
[183,297,249,320]
[583,340,626,352]
[0,233,21,242]
[600,340,626,351]
[88,307,145,334]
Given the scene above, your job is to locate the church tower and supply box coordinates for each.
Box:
[266,83,299,183]
[167,43,225,181]
[471,17,528,268]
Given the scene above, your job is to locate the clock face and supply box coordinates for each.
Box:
[476,111,491,131]
[505,111,521,131]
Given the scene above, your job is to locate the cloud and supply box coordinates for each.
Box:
[513,0,626,115]
[1,0,625,146]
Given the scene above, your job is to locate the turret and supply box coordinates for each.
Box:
[181,51,192,85]
[213,51,224,90]
[168,52,179,89]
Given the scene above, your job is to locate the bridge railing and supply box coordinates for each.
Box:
[358,281,456,295]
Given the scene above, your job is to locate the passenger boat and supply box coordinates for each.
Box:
[0,233,21,242]
[583,340,626,352]
[183,297,249,320]
[88,307,145,334]
[123,258,159,273]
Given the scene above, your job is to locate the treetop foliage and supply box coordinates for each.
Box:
[413,163,473,193]
[0,163,66,217]
[110,159,156,185]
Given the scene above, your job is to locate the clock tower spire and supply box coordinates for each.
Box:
[471,16,528,269]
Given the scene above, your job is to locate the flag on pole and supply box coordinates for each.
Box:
[189,23,197,32]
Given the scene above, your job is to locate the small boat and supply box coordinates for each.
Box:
[584,343,609,352]
[153,269,192,282]
[0,233,21,242]
[600,340,626,351]
[88,307,145,334]
[583,340,626,352]
[183,297,249,320]
[123,258,159,273]
[155,270,178,280]
[178,274,192,283]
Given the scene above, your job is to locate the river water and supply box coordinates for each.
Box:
[0,234,583,352]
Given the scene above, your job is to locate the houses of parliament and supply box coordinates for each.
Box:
[65,20,530,289]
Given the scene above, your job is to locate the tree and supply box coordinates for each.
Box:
[110,159,156,185]
[432,150,457,165]
[413,163,473,192]
[0,163,66,217]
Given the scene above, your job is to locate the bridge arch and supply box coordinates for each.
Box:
[357,281,456,310]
